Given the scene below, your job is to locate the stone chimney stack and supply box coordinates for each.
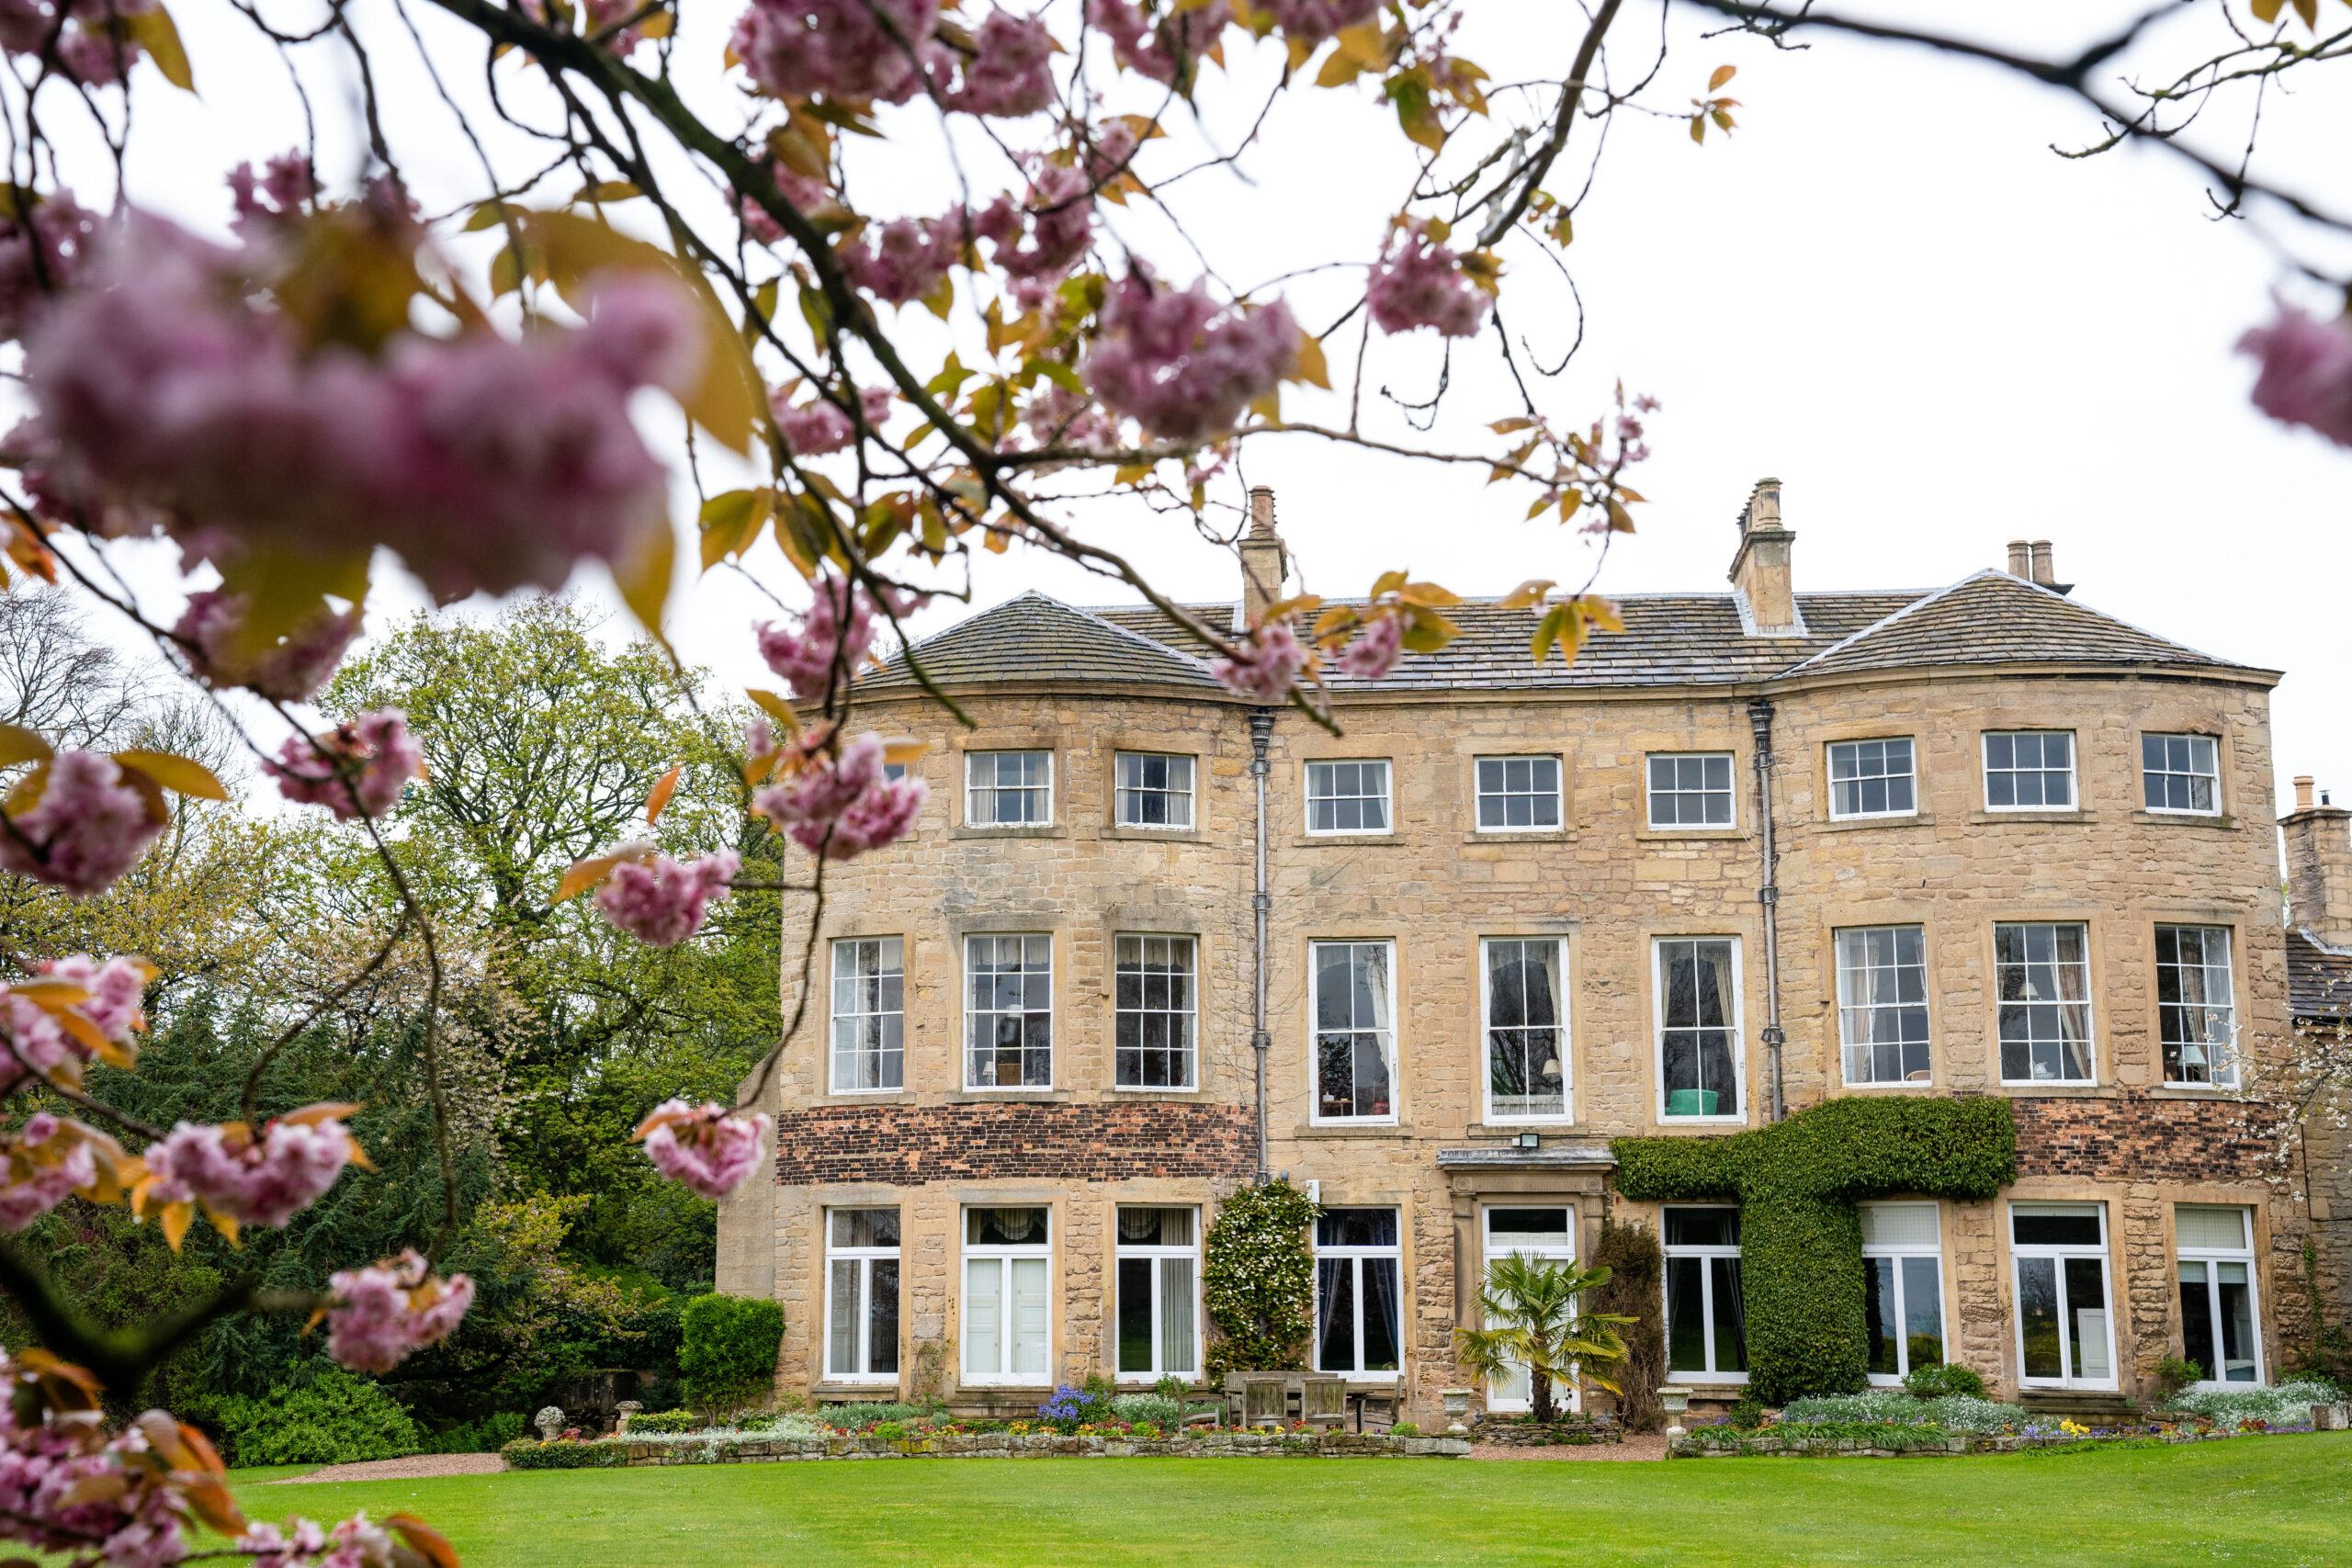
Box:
[2030,540,2055,587]
[2283,775,2352,946]
[1238,485,1288,626]
[2007,540,2032,578]
[1728,478,1798,635]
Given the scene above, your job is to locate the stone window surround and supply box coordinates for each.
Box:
[1985,913,2103,1089]
[1860,1200,1951,1385]
[1467,751,1569,835]
[2139,909,2250,1096]
[2155,1183,2281,1383]
[1804,906,1945,1094]
[1980,728,2080,814]
[2126,713,2246,829]
[1445,1174,1609,1325]
[1642,929,1751,1129]
[949,730,1064,835]
[1308,1198,1413,1382]
[954,1190,1063,1393]
[1992,1182,2132,1394]
[1098,728,1216,836]
[1305,934,1402,1127]
[1823,735,1920,822]
[1476,925,1582,1127]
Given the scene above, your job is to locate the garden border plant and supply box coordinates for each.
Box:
[1202,1179,1318,1382]
[1612,1096,2018,1403]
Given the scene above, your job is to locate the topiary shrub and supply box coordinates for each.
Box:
[213,1369,422,1467]
[501,1438,630,1470]
[1589,1218,1666,1432]
[1202,1178,1317,1382]
[625,1408,700,1435]
[1903,1360,1988,1401]
[1613,1095,2017,1404]
[679,1293,786,1421]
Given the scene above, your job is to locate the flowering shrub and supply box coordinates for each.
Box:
[2161,1378,2342,1429]
[1201,1178,1319,1382]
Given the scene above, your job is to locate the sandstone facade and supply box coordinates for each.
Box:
[718,495,2329,1419]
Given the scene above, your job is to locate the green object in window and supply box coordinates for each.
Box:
[1666,1089,1719,1117]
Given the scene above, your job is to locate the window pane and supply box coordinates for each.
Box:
[1317,1208,1400,1247]
[1901,1255,1943,1369]
[2064,1258,2109,1381]
[2018,1257,2061,1379]
[1161,1257,1197,1374]
[2011,1207,2102,1247]
[1361,1258,1401,1371]
[2175,1205,2246,1251]
[1117,1257,1155,1373]
[1316,1258,1355,1372]
[967,1206,1049,1246]
[2217,1264,2257,1382]
[868,1259,899,1373]
[829,1259,861,1376]
[1711,1258,1747,1373]
[1012,1258,1050,1378]
[1664,1208,1739,1248]
[1864,1256,1897,1376]
[2179,1264,2217,1382]
[965,1258,1001,1375]
[1666,1256,1708,1373]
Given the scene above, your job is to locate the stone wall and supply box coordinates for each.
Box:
[719,659,2310,1416]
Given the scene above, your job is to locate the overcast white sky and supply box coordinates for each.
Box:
[39,2,2352,824]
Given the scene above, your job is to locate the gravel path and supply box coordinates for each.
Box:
[272,1453,506,1483]
[1466,1432,1669,1461]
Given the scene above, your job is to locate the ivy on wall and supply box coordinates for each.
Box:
[1612,1096,2018,1403]
[1202,1178,1319,1382]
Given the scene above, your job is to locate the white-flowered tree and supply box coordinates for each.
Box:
[0,0,2347,1561]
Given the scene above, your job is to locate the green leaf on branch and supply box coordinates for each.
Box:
[125,6,195,93]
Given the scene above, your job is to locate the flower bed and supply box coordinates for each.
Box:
[1669,1416,2323,1460]
[503,1428,1470,1466]
[1475,1414,1622,1448]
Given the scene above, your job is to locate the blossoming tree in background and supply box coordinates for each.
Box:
[0,0,2346,1560]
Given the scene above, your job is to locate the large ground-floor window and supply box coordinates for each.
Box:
[2011,1201,2115,1388]
[1860,1201,1944,1383]
[1115,1206,1199,1382]
[1315,1208,1401,1377]
[1481,1206,1577,1413]
[2177,1204,2262,1387]
[963,1205,1051,1384]
[824,1207,900,1382]
[1664,1206,1747,1382]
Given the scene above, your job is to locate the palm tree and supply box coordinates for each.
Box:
[1454,1255,1634,1424]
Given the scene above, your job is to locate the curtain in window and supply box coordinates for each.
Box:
[1662,940,1738,1114]
[829,1259,860,1376]
[1160,1257,1196,1374]
[1712,1257,1747,1373]
[868,1259,899,1374]
[965,1258,1001,1375]
[1012,1258,1050,1379]
[1317,1258,1353,1372]
[1362,1257,1401,1372]
[2051,924,2092,1080]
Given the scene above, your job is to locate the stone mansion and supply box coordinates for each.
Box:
[717,480,2335,1421]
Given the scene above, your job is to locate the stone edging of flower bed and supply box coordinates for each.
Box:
[1472,1420,1622,1448]
[508,1430,1472,1467]
[1668,1427,2311,1460]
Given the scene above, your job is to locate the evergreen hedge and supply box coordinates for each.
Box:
[1612,1095,2017,1403]
[679,1294,786,1418]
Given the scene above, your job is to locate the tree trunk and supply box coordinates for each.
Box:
[1531,1369,1555,1424]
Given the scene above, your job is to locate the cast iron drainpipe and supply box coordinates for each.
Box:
[1748,697,1788,1122]
[1250,708,1275,1179]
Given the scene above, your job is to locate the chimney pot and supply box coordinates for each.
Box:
[2297,775,2316,812]
[2007,540,2032,579]
[2030,540,2055,587]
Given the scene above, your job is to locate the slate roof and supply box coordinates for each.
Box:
[861,591,1221,694]
[862,571,2264,698]
[2288,930,2352,1021]
[1783,571,2233,680]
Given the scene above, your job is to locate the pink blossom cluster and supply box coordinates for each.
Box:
[1211,619,1310,702]
[2239,302,2352,448]
[1021,383,1120,451]
[25,216,700,604]
[736,161,834,245]
[323,1249,476,1375]
[0,749,164,897]
[638,1098,774,1200]
[594,850,740,947]
[144,1111,357,1228]
[226,155,318,236]
[40,954,148,1043]
[266,710,423,821]
[238,1512,403,1568]
[1366,220,1491,339]
[1335,612,1404,680]
[1081,271,1298,443]
[731,0,942,103]
[755,570,916,696]
[1262,0,1379,45]
[753,732,930,861]
[837,211,965,307]
[0,191,93,343]
[0,1397,190,1568]
[974,163,1096,297]
[0,0,159,87]
[0,956,146,1091]
[0,1114,97,1232]
[175,590,362,703]
[1086,0,1229,84]
[775,385,893,457]
[937,8,1056,117]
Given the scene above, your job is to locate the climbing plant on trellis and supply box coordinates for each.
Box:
[1612,1096,2018,1403]
[1202,1178,1320,1382]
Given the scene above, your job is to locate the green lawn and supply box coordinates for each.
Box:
[230,1434,2352,1566]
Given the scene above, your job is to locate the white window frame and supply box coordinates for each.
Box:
[1473,755,1565,833]
[1309,939,1397,1125]
[1663,1206,1748,1384]
[829,936,905,1095]
[822,1208,901,1384]
[1995,921,2097,1087]
[1113,933,1198,1091]
[2142,733,2221,818]
[1481,936,1571,1123]
[1860,1202,1946,1387]
[1114,750,1195,829]
[1313,1208,1404,1380]
[2156,924,2238,1089]
[964,932,1053,1092]
[1826,738,1918,821]
[1304,759,1392,837]
[1835,924,1933,1089]
[1481,1206,1579,1413]
[2175,1204,2263,1390]
[1982,730,2078,813]
[1645,751,1737,830]
[1113,1206,1201,1383]
[2009,1201,2118,1392]
[1652,935,1746,1124]
[965,749,1054,827]
[961,1205,1053,1387]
